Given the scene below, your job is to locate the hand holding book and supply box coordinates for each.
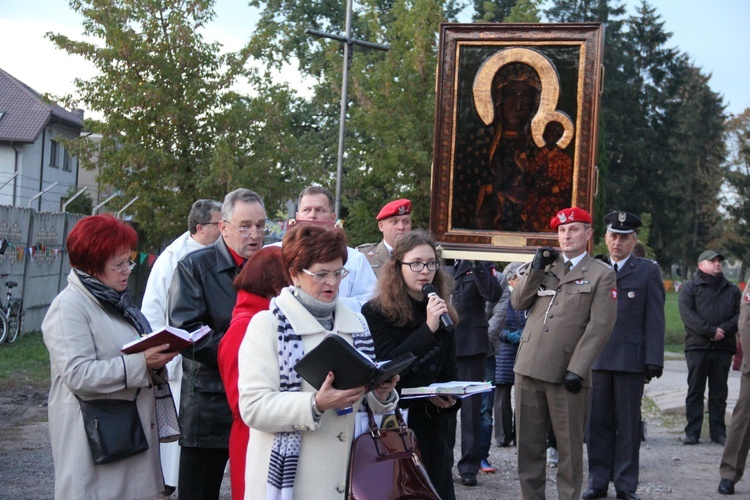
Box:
[293,335,416,391]
[121,325,211,354]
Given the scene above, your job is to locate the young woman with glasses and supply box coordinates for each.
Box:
[362,229,460,500]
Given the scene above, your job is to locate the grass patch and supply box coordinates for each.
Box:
[664,290,684,353]
[0,332,50,391]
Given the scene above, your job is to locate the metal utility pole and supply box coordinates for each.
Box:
[306,0,389,216]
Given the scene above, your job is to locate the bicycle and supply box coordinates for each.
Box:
[0,274,24,344]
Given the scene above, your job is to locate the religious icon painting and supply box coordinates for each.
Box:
[429,23,604,261]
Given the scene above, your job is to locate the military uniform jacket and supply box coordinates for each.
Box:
[740,283,750,375]
[592,256,665,372]
[511,253,617,385]
[356,240,389,277]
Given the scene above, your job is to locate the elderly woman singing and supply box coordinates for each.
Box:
[238,223,399,499]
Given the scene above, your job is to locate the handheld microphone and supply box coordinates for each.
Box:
[421,283,454,331]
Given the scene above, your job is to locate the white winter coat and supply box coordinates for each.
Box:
[238,288,397,499]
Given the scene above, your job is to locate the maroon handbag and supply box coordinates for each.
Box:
[347,406,440,500]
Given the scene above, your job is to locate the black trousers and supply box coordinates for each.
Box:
[410,404,456,500]
[178,446,229,500]
[455,354,486,476]
[685,350,733,441]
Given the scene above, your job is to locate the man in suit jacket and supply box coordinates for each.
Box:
[447,259,503,486]
[583,211,665,500]
[718,282,750,495]
[356,198,412,277]
[512,207,617,500]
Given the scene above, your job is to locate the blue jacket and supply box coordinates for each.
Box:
[495,303,525,384]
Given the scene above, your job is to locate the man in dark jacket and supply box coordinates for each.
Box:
[584,211,665,500]
[446,259,503,486]
[679,249,741,446]
[168,188,267,500]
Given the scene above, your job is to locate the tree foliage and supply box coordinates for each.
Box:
[722,108,750,277]
[50,0,733,268]
[47,0,252,247]
[547,0,727,272]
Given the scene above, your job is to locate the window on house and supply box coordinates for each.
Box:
[49,139,58,167]
[63,148,71,171]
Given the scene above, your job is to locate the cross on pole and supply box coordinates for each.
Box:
[306,0,389,217]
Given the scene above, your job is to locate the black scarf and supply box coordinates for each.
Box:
[697,269,723,290]
[74,269,152,337]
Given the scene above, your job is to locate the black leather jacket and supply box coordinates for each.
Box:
[168,237,241,448]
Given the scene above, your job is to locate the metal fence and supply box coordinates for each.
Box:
[0,206,84,334]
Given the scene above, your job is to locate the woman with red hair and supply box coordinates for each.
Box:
[237,223,400,499]
[218,246,289,499]
[42,214,177,499]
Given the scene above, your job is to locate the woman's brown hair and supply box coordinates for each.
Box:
[233,246,289,299]
[281,223,348,279]
[370,229,457,327]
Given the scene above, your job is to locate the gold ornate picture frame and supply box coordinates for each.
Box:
[430,23,604,261]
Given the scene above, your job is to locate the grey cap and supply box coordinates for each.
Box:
[503,262,525,281]
[698,250,724,263]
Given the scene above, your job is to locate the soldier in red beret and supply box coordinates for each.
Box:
[356,198,412,277]
[512,207,617,499]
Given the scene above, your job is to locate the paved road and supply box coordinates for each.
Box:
[645,351,742,420]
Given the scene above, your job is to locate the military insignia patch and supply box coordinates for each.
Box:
[744,291,750,304]
[611,289,618,300]
[558,212,567,223]
[367,252,375,256]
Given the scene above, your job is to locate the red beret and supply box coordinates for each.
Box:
[550,207,592,230]
[376,198,412,221]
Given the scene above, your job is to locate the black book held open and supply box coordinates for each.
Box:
[294,334,416,390]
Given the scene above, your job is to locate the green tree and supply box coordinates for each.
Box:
[472,0,516,22]
[505,0,541,22]
[245,0,457,244]
[721,108,750,278]
[61,186,94,215]
[47,0,251,247]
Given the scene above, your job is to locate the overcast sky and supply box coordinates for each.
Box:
[1,0,747,116]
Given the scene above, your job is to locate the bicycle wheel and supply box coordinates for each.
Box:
[0,311,8,344]
[7,299,23,344]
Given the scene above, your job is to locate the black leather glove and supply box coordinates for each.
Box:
[531,247,559,270]
[563,371,583,394]
[645,365,663,380]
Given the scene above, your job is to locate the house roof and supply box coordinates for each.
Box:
[0,67,84,143]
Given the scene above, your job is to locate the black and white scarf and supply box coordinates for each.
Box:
[267,296,375,500]
[74,269,151,336]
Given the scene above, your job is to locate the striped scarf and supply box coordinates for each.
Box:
[267,297,375,500]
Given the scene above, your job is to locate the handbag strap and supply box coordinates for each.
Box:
[74,388,142,403]
[364,405,416,455]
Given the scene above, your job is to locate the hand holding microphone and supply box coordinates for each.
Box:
[421,283,454,332]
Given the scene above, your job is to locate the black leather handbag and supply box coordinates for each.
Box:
[75,389,149,465]
[347,406,440,499]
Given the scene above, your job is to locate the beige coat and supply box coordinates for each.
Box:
[238,288,397,499]
[42,270,162,500]
[511,253,617,385]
